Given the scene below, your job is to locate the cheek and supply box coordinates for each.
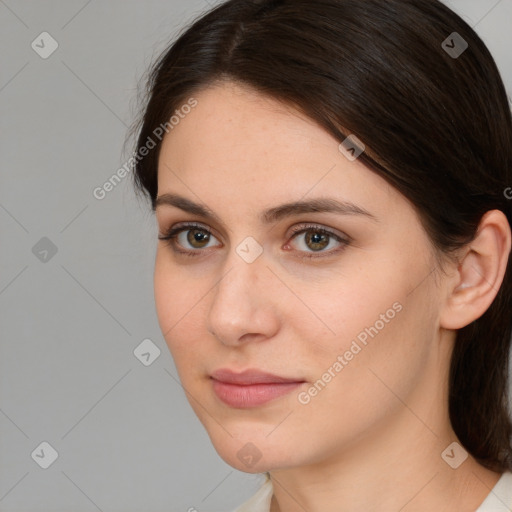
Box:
[297,270,404,356]
[153,255,177,335]
[303,272,438,416]
[296,255,437,392]
[153,251,224,388]
[153,253,201,354]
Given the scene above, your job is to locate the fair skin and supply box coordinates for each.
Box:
[153,81,510,512]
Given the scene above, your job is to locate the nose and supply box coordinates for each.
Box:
[206,249,280,346]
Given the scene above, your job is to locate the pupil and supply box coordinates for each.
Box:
[307,231,328,251]
[188,229,209,247]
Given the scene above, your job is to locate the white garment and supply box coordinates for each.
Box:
[233,472,512,512]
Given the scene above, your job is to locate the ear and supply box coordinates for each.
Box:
[440,209,511,330]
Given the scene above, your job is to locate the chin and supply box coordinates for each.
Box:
[206,430,302,474]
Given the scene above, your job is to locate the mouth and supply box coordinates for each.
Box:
[210,368,306,408]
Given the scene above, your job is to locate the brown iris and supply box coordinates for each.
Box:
[187,229,210,248]
[305,231,329,251]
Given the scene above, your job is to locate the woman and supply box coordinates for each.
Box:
[128,0,512,510]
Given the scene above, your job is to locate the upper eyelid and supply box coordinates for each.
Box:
[162,221,222,241]
[289,223,349,240]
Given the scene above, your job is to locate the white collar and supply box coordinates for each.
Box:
[233,476,272,512]
[476,471,512,511]
[234,472,512,512]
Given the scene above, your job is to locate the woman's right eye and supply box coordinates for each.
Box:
[158,224,222,255]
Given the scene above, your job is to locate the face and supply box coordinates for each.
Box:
[154,81,447,473]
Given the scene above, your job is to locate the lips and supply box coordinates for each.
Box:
[210,368,305,408]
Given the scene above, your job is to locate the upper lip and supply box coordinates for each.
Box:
[211,368,305,385]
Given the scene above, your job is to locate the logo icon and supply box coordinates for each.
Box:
[133,338,161,366]
[442,32,468,59]
[441,441,468,469]
[134,338,161,367]
[236,237,263,264]
[32,237,58,263]
[339,134,365,161]
[31,32,59,59]
[237,442,263,468]
[31,441,59,469]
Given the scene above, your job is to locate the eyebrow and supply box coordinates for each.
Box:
[154,193,378,225]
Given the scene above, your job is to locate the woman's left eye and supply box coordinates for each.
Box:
[286,224,350,259]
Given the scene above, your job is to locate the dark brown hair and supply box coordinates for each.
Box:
[128,0,512,472]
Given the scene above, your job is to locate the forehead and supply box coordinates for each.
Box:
[163,82,337,154]
[156,81,399,221]
[158,82,348,182]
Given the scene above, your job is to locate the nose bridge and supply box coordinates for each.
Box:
[217,233,268,300]
[211,247,263,317]
[207,242,276,343]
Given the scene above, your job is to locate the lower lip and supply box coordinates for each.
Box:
[211,379,303,408]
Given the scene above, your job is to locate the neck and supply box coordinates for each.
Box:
[268,375,501,512]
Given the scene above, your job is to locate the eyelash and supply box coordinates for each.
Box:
[157,222,351,260]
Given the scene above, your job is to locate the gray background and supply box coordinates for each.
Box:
[1,1,511,511]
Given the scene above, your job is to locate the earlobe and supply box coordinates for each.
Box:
[439,210,511,331]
